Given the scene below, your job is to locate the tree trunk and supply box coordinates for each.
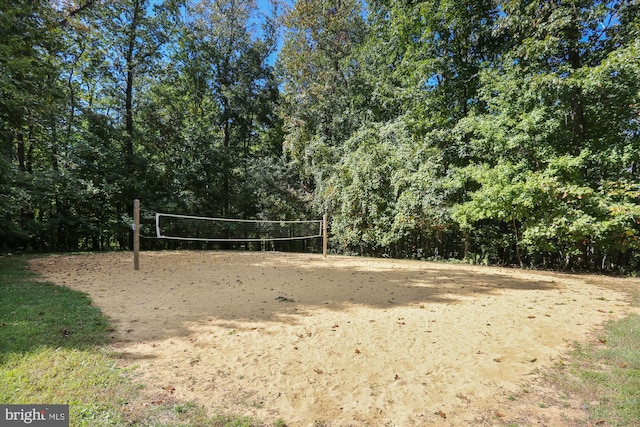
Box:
[124,0,141,158]
[222,116,231,216]
[16,132,26,172]
[123,0,142,250]
[567,3,586,153]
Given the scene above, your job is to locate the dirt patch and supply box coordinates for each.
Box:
[30,251,634,426]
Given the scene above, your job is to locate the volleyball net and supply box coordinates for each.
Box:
[155,212,325,243]
[132,200,328,270]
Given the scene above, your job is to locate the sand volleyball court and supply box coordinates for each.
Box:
[30,251,634,426]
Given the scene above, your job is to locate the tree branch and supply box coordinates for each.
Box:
[58,0,98,27]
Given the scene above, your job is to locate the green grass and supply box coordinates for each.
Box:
[0,255,284,427]
[568,313,640,426]
[0,257,111,357]
[539,278,640,427]
[0,255,136,426]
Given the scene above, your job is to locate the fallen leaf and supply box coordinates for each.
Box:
[355,348,361,354]
[456,393,471,404]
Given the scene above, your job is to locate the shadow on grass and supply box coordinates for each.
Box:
[0,255,285,426]
[0,255,111,364]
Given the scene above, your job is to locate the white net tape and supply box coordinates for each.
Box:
[155,213,324,242]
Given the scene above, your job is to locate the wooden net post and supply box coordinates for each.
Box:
[323,214,328,258]
[133,199,140,270]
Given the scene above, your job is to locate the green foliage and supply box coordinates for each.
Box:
[279,0,368,175]
[0,0,638,271]
[138,0,284,222]
[444,1,640,269]
[0,0,300,252]
[326,122,402,253]
[323,120,464,258]
[453,153,640,268]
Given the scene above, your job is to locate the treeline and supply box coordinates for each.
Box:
[1,0,639,272]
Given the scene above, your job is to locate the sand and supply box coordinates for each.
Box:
[29,251,635,426]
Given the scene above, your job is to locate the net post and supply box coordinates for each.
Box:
[323,214,328,258]
[133,199,140,270]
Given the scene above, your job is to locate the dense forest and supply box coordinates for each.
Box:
[1,0,639,272]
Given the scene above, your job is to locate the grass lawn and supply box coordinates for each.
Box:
[574,313,640,426]
[546,279,640,427]
[0,255,135,426]
[0,255,281,427]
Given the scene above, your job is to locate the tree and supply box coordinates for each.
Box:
[309,0,499,257]
[279,0,367,181]
[452,0,640,270]
[139,0,282,220]
[0,0,65,250]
